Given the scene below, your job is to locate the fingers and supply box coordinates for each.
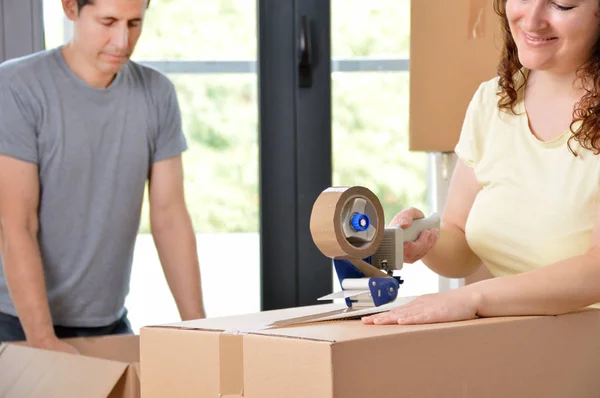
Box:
[361,312,400,325]
[403,228,438,263]
[361,315,378,325]
[417,228,439,257]
[362,307,425,325]
[362,300,421,325]
[396,313,430,325]
[361,309,399,324]
[389,207,425,228]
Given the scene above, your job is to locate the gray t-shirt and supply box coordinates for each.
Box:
[0,47,187,327]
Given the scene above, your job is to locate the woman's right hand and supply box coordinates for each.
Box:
[389,207,439,264]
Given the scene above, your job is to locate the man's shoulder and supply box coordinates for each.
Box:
[0,48,58,86]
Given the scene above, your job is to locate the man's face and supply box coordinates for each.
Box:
[65,0,147,77]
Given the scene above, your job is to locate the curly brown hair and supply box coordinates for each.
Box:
[493,0,600,155]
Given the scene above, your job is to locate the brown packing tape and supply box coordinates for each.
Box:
[468,0,487,39]
[309,186,385,261]
[219,332,244,397]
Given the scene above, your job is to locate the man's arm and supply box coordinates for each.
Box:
[0,156,76,352]
[149,155,206,320]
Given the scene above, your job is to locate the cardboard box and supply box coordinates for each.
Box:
[0,334,140,398]
[140,303,600,398]
[409,0,502,152]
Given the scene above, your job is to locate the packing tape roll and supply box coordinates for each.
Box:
[310,186,385,259]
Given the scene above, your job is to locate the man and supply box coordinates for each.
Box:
[0,0,206,353]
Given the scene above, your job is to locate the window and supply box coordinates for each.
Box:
[42,0,442,331]
[331,0,439,296]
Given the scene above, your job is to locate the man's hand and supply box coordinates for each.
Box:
[32,336,79,354]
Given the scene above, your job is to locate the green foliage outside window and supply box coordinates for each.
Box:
[129,0,425,233]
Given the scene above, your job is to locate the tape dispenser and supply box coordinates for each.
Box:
[310,186,440,308]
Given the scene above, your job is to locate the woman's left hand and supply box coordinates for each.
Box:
[361,287,483,325]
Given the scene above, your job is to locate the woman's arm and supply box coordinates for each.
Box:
[469,210,600,317]
[399,160,483,278]
[363,204,600,325]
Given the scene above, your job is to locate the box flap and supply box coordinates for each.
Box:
[146,301,568,344]
[253,314,552,343]
[108,364,140,398]
[0,343,129,398]
[150,299,419,336]
[63,334,139,364]
[152,303,352,333]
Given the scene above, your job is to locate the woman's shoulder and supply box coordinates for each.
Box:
[473,68,529,110]
[471,75,501,107]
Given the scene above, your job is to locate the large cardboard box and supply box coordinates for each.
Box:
[0,334,140,398]
[140,303,600,398]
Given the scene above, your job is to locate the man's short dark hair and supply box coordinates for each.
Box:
[76,0,151,11]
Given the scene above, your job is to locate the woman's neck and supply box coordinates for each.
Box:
[526,69,583,101]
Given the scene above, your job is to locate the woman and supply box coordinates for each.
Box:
[363,0,600,325]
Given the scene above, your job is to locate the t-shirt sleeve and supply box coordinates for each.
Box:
[454,82,486,169]
[152,79,188,163]
[0,85,39,164]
